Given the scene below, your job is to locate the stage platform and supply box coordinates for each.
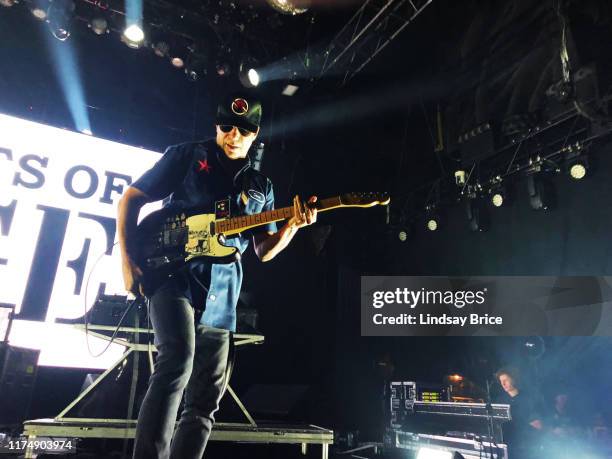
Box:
[22,418,333,458]
[19,330,333,458]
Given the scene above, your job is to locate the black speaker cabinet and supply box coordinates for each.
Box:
[0,344,40,425]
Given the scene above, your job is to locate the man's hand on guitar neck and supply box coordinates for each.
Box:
[252,195,317,262]
[287,195,318,230]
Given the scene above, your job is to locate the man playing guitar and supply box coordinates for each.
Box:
[117,92,317,459]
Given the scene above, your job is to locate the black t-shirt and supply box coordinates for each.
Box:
[132,139,276,331]
[498,390,543,454]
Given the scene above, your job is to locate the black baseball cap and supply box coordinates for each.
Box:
[216,93,262,133]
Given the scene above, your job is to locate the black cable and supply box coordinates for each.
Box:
[82,240,144,358]
[87,297,142,359]
[504,139,524,175]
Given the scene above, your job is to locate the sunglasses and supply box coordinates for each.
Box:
[219,125,256,136]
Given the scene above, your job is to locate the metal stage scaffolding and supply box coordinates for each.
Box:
[21,324,333,459]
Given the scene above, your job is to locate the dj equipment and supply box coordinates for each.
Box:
[388,381,510,442]
[389,381,449,428]
[399,403,510,442]
[411,401,510,420]
[390,430,508,459]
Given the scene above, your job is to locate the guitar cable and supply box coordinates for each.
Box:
[83,241,143,358]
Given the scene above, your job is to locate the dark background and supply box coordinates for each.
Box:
[1,0,612,456]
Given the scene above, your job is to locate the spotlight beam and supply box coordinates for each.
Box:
[44,18,92,135]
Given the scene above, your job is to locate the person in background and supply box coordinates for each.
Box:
[495,366,544,458]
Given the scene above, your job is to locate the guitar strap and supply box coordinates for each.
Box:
[215,198,230,219]
[214,165,251,220]
[238,167,252,212]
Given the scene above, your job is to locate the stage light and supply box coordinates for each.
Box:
[491,192,504,207]
[239,64,260,87]
[89,17,108,35]
[124,25,144,42]
[567,155,588,180]
[466,198,488,232]
[184,62,205,82]
[423,203,443,232]
[247,68,260,86]
[425,205,440,231]
[266,0,309,15]
[123,24,144,48]
[417,447,453,459]
[185,69,198,81]
[448,374,464,382]
[152,41,170,58]
[454,169,466,186]
[569,163,586,179]
[0,0,16,8]
[398,229,408,242]
[171,55,185,68]
[526,174,550,210]
[47,0,75,41]
[183,52,208,82]
[282,84,299,96]
[216,62,231,76]
[489,176,510,208]
[30,0,49,20]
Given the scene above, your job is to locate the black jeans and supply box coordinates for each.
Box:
[133,285,233,459]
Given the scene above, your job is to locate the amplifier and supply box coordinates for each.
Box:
[394,430,508,459]
[0,344,40,425]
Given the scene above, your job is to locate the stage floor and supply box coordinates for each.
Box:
[21,418,332,458]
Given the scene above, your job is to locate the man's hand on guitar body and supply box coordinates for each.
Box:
[122,256,145,297]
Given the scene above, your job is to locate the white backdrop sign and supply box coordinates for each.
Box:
[0,113,162,368]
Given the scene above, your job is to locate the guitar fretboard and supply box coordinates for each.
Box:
[215,197,341,236]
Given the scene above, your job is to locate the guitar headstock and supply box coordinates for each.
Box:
[339,192,391,208]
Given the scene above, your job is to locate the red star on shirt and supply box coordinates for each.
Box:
[197,159,212,173]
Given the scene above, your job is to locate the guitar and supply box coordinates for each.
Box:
[135,192,390,281]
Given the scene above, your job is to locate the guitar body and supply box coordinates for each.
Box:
[184,213,238,262]
[135,208,239,292]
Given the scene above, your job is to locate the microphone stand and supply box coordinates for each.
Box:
[484,379,501,459]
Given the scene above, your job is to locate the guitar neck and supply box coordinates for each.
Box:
[215,197,342,236]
